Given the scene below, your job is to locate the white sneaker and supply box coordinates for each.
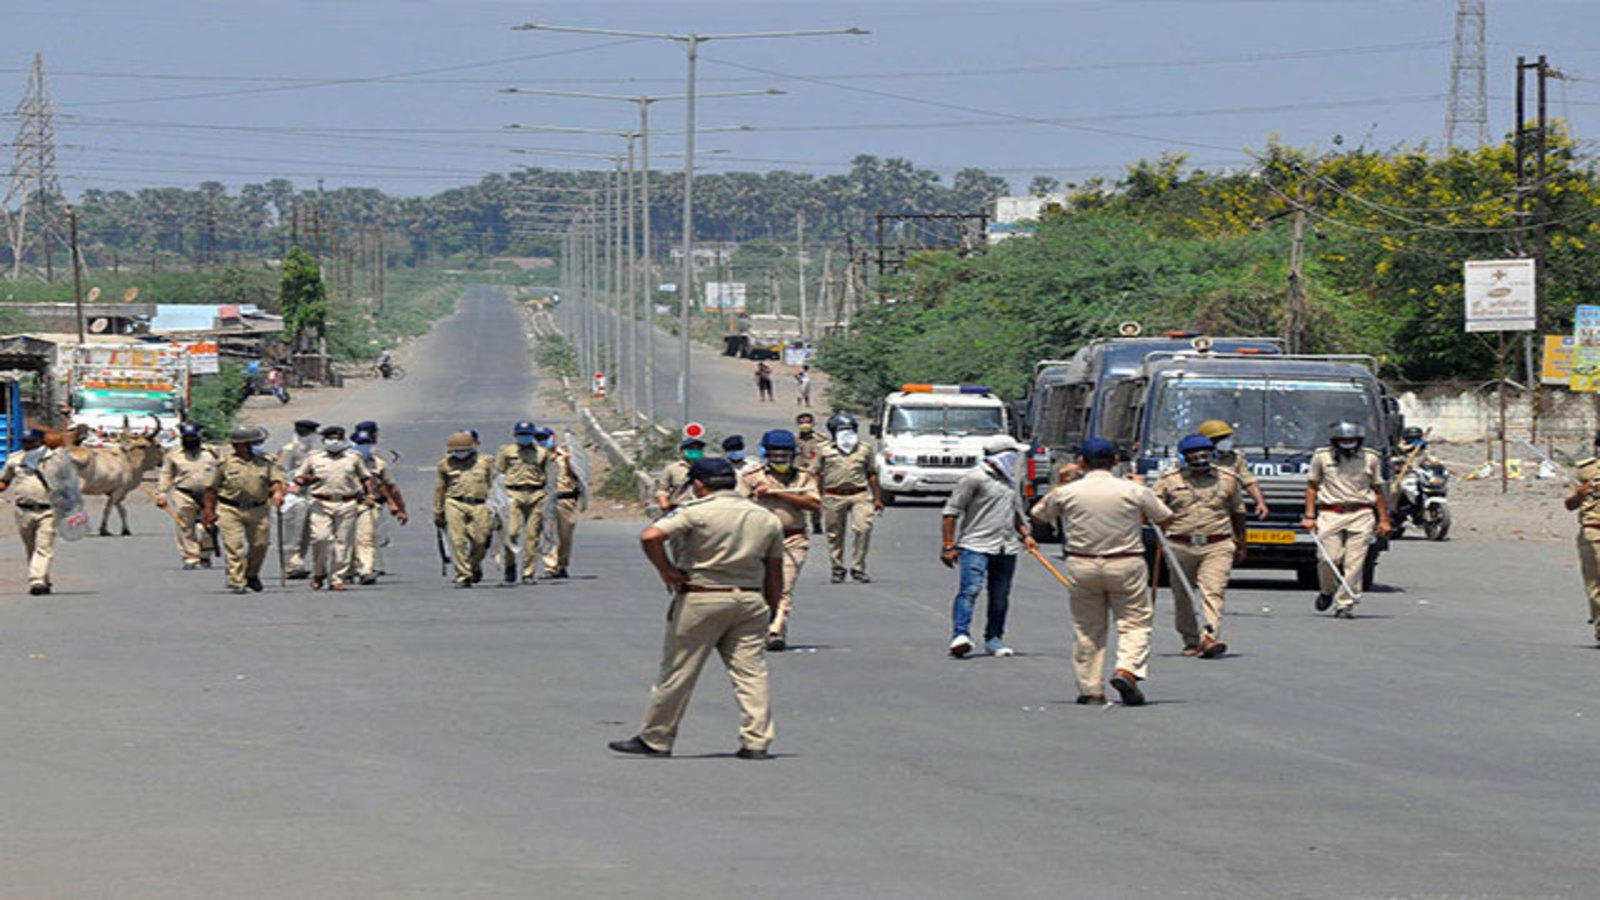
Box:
[948,634,973,658]
[985,637,1014,657]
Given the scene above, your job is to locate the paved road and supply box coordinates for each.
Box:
[4,286,1597,898]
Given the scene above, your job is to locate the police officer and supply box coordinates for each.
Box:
[738,429,821,651]
[0,429,59,594]
[815,412,883,583]
[542,428,584,579]
[280,419,319,578]
[1197,419,1269,519]
[349,421,407,585]
[155,422,220,569]
[1302,421,1391,618]
[795,412,824,534]
[609,457,785,759]
[434,430,494,587]
[1565,431,1600,643]
[496,421,550,584]
[1153,434,1247,658]
[655,436,706,514]
[202,424,285,593]
[293,424,374,591]
[722,435,756,475]
[1031,438,1174,706]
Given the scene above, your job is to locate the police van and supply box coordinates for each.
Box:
[873,384,1010,503]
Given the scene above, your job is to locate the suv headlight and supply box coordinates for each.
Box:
[884,452,915,466]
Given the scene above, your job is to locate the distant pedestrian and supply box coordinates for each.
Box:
[1031,438,1173,707]
[940,436,1036,658]
[755,361,774,402]
[794,365,813,407]
[608,457,784,760]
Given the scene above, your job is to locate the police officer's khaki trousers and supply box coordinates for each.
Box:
[170,490,209,564]
[218,503,269,587]
[771,533,808,636]
[286,498,311,573]
[639,590,773,752]
[445,498,492,583]
[1315,508,1373,608]
[541,498,578,573]
[823,492,874,573]
[1066,556,1152,694]
[1575,526,1600,636]
[15,506,54,588]
[1167,539,1234,645]
[309,498,361,585]
[505,488,546,579]
[348,505,382,579]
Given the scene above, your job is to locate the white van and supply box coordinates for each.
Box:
[874,384,1010,502]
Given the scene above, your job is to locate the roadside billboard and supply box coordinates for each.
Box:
[1463,259,1536,332]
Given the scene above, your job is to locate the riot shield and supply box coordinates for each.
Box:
[563,430,590,512]
[41,448,89,541]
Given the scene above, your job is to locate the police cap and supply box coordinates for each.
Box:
[535,427,555,440]
[722,434,745,451]
[1177,434,1214,455]
[293,419,320,432]
[761,429,797,450]
[514,420,538,436]
[352,429,376,445]
[178,422,202,439]
[680,436,707,450]
[354,420,378,433]
[1079,437,1118,462]
[320,425,346,438]
[688,456,735,483]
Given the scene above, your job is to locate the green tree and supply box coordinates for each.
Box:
[279,247,327,346]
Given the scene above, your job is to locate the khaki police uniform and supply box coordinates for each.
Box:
[279,436,316,573]
[655,459,695,511]
[2,449,57,589]
[158,446,220,565]
[638,491,785,753]
[434,452,495,584]
[296,450,372,587]
[1032,470,1173,696]
[796,430,824,531]
[496,442,550,580]
[1308,447,1384,610]
[1570,457,1600,639]
[1153,466,1244,649]
[738,463,821,643]
[350,453,396,581]
[542,448,582,575]
[815,440,878,578]
[211,452,284,588]
[1217,449,1256,490]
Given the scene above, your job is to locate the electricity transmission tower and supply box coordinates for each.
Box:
[1445,0,1488,149]
[3,53,65,280]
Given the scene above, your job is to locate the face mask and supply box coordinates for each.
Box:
[986,450,1020,483]
[516,435,535,446]
[1334,440,1359,455]
[181,437,201,450]
[771,462,793,475]
[451,448,474,460]
[356,444,373,460]
[539,438,555,449]
[1214,438,1234,453]
[323,439,347,453]
[835,430,860,454]
[798,425,814,437]
[251,443,266,456]
[726,450,746,463]
[1184,453,1213,471]
[684,448,704,462]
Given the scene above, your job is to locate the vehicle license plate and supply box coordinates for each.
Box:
[1246,529,1296,544]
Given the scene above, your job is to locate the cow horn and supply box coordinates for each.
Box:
[146,415,162,437]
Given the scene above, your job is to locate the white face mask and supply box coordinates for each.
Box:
[323,439,347,453]
[250,443,266,456]
[835,430,860,454]
[356,444,374,459]
[986,450,1020,483]
[451,449,474,461]
[1215,437,1234,453]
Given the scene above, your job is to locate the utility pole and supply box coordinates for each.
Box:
[68,204,84,343]
[796,212,807,342]
[1285,189,1309,354]
[1516,55,1566,441]
[1445,0,1489,149]
[3,54,65,281]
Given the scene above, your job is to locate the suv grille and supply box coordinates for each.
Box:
[917,454,976,469]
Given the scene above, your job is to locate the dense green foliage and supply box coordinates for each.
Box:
[533,333,579,379]
[0,267,277,307]
[326,268,464,361]
[278,248,327,345]
[187,359,247,440]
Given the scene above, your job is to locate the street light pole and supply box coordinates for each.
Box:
[512,22,868,425]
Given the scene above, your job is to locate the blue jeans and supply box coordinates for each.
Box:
[951,549,1017,641]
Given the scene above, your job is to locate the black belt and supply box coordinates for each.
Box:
[506,484,546,491]
[448,496,486,505]
[682,584,762,593]
[556,490,580,500]
[1168,533,1233,546]
[217,496,266,510]
[313,493,362,502]
[1319,503,1372,513]
[15,501,49,511]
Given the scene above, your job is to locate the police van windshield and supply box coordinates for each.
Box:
[887,404,1005,437]
[1146,376,1375,452]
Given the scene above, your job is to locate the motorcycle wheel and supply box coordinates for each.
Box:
[1424,505,1451,541]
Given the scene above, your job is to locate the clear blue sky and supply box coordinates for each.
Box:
[4,0,1597,197]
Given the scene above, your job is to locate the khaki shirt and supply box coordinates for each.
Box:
[362,454,397,503]
[654,490,785,589]
[433,452,495,512]
[159,447,220,495]
[1031,469,1172,556]
[279,436,315,476]
[814,441,876,492]
[796,432,822,472]
[296,450,372,500]
[1217,449,1256,488]
[213,452,284,505]
[1,449,54,505]
[1308,447,1384,507]
[737,465,821,534]
[1574,458,1600,527]
[1153,467,1243,537]
[495,443,550,489]
[551,449,581,498]
[656,459,694,506]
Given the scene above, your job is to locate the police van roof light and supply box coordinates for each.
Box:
[900,383,992,395]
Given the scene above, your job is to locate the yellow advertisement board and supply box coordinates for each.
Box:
[1543,334,1575,385]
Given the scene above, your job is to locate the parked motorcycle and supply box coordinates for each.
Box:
[1393,460,1451,541]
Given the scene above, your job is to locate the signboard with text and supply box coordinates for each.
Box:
[1572,306,1600,392]
[1463,259,1536,332]
[1542,334,1575,385]
[703,281,747,312]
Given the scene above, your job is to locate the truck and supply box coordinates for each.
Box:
[1017,331,1284,512]
[732,314,803,361]
[63,342,190,445]
[873,384,1011,503]
[1096,351,1400,588]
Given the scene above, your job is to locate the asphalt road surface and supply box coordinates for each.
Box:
[3,286,1596,899]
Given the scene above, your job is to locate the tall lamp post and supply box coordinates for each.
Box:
[512,22,868,425]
